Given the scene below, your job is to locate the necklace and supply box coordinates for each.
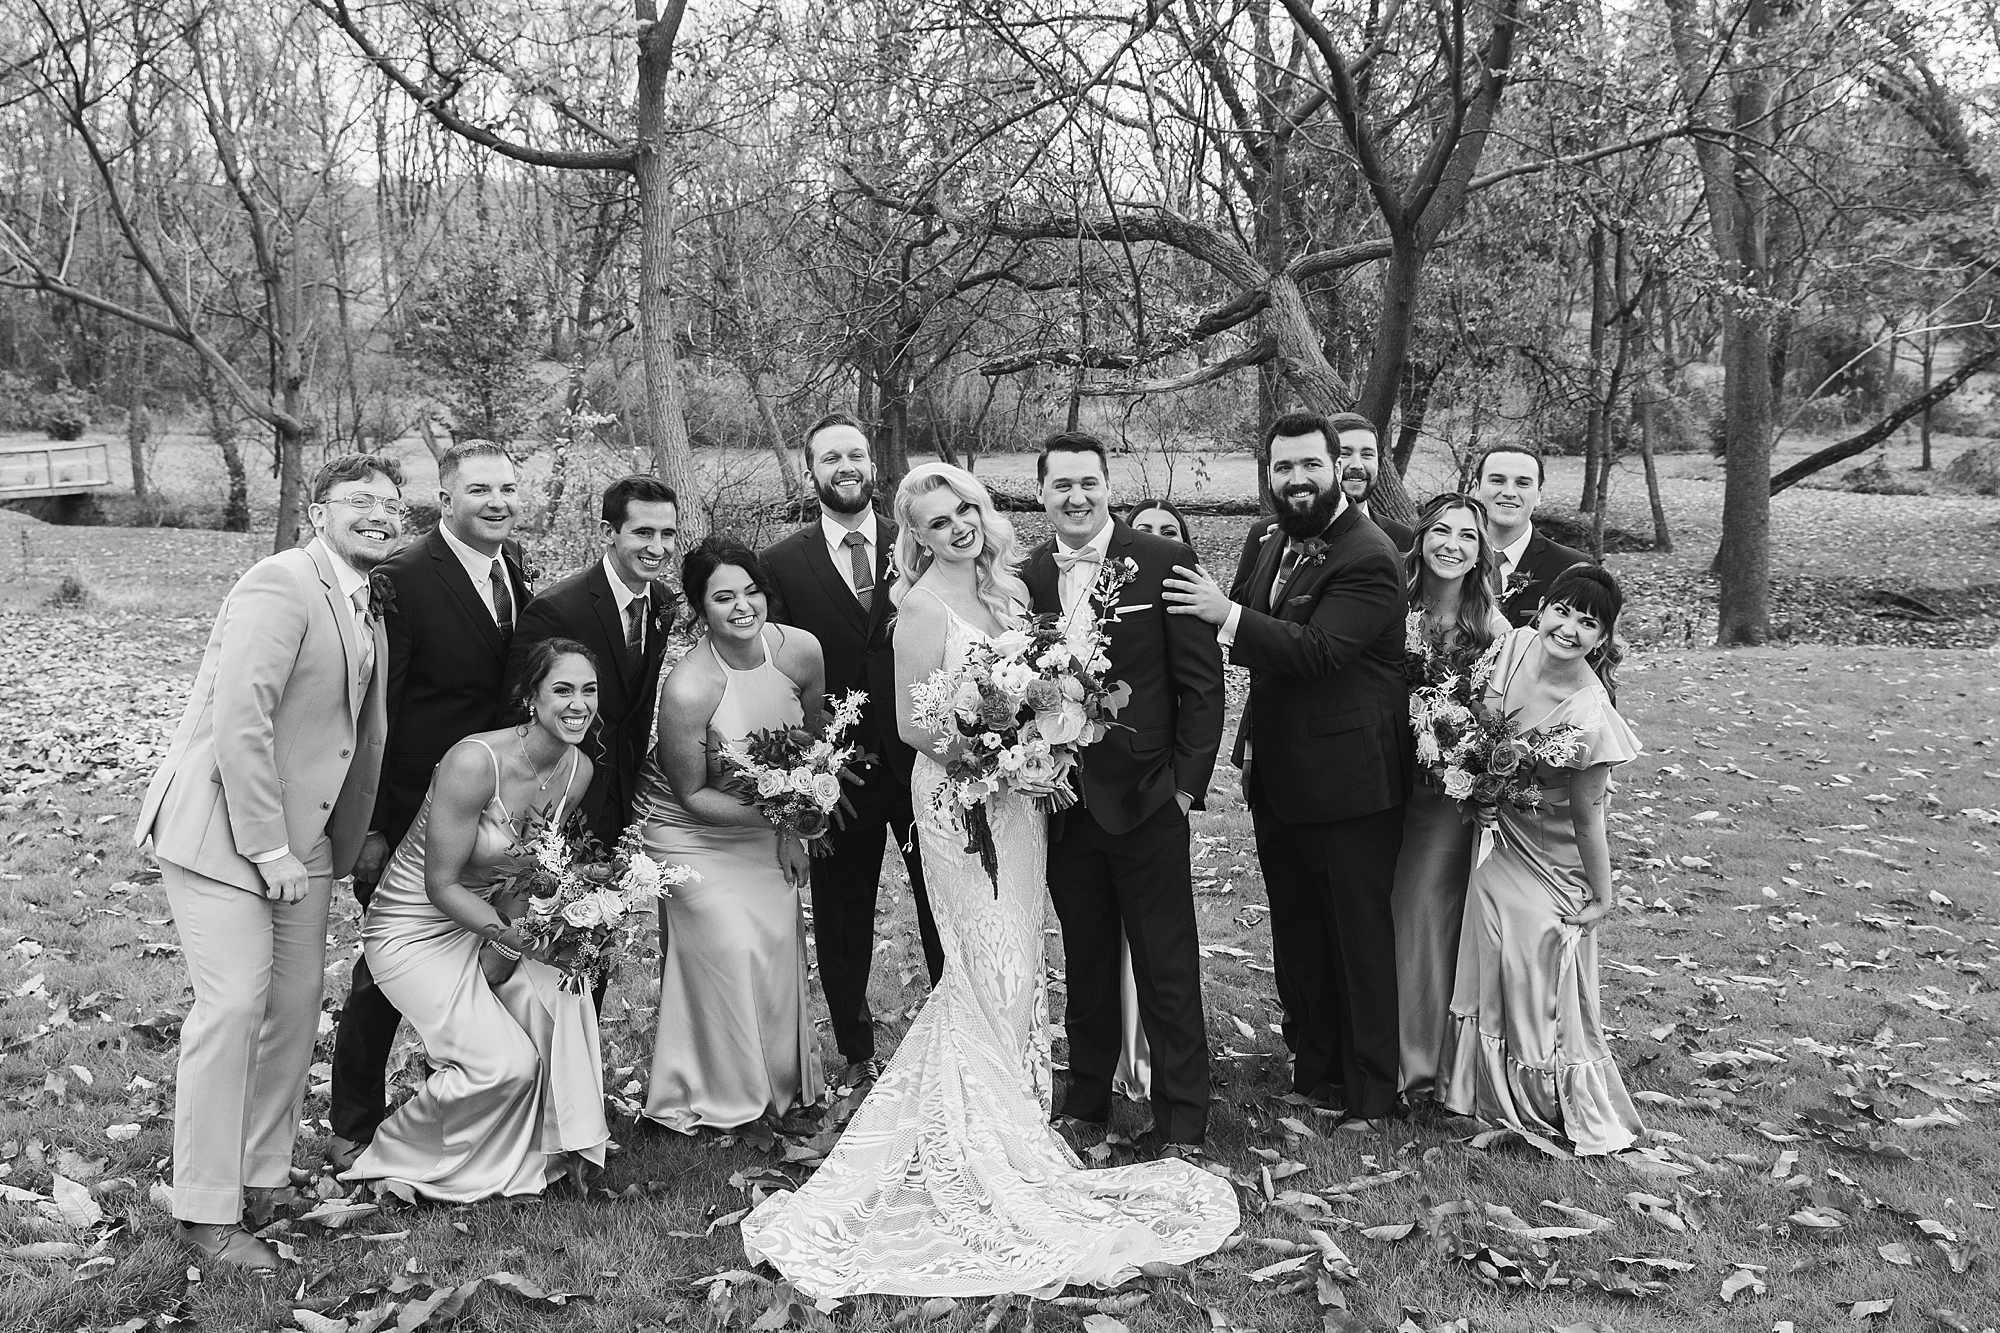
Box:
[518,728,563,792]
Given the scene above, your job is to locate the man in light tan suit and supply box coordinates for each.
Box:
[135,453,404,1271]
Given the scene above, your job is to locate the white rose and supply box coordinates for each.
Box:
[621,856,663,897]
[1442,768,1475,800]
[593,889,626,923]
[788,767,816,795]
[530,894,561,917]
[810,771,843,809]
[992,661,1034,696]
[953,681,984,714]
[992,628,1032,659]
[756,769,788,799]
[561,897,603,929]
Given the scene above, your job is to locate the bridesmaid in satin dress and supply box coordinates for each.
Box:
[638,537,827,1131]
[1436,564,1645,1155]
[344,639,610,1200]
[1391,494,1510,1104]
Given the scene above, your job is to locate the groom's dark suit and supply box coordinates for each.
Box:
[1027,521,1225,1144]
[501,561,675,850]
[329,525,530,1145]
[1227,505,1411,1118]
[762,514,942,1066]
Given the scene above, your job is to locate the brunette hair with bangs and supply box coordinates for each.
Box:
[1542,562,1623,701]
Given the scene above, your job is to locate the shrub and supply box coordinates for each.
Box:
[1942,444,2000,496]
[1840,455,1927,495]
[45,570,95,609]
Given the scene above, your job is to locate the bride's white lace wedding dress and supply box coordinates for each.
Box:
[741,591,1239,1297]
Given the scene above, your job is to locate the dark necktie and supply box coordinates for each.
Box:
[489,558,514,635]
[844,530,874,613]
[1270,543,1302,607]
[626,596,646,656]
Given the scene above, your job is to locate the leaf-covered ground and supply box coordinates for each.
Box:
[2,511,1998,1333]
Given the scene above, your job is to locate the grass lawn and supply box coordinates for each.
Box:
[2,519,1998,1333]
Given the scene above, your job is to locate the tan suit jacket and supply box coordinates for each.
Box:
[136,539,388,891]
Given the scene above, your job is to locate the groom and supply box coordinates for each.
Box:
[1026,432,1225,1155]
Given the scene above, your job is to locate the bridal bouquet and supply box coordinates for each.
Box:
[1408,636,1586,860]
[499,819,697,992]
[714,689,869,854]
[908,580,1132,890]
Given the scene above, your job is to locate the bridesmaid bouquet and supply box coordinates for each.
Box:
[500,819,699,992]
[713,689,869,854]
[1408,638,1587,860]
[908,600,1131,891]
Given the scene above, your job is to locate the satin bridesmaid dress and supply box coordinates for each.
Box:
[637,626,824,1131]
[1436,628,1645,1155]
[344,740,608,1200]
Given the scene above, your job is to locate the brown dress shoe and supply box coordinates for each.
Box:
[179,1221,279,1273]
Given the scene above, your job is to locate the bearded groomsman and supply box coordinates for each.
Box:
[1026,432,1225,1156]
[327,439,531,1167]
[503,475,680,851]
[1470,443,1588,627]
[1165,410,1411,1129]
[761,412,940,1087]
[135,454,400,1270]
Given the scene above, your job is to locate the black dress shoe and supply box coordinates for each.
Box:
[842,1059,884,1089]
[1051,1114,1107,1154]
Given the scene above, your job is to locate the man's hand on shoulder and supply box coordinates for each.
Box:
[1162,564,1232,625]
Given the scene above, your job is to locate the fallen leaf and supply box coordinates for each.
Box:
[49,1174,103,1228]
[1849,1298,1893,1321]
[1360,1222,1416,1242]
[1719,1269,1765,1302]
[6,1241,84,1261]
[1878,1242,1915,1266]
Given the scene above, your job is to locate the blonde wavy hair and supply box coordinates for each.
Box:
[892,462,1028,624]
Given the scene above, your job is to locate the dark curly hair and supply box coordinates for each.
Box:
[507,637,600,723]
[1541,563,1623,702]
[681,535,770,611]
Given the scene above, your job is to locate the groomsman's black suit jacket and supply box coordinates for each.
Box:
[1025,521,1226,834]
[1226,508,1412,824]
[760,518,910,782]
[1497,527,1591,629]
[501,561,675,849]
[1368,509,1414,552]
[374,527,532,848]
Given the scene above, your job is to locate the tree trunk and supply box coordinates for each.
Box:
[1635,380,1672,552]
[1263,272,1418,524]
[747,365,802,501]
[634,13,698,534]
[1918,332,1935,470]
[1714,308,1773,643]
[274,418,307,551]
[1392,359,1441,476]
[201,362,250,533]
[1581,226,1608,516]
[125,328,149,503]
[1355,239,1423,459]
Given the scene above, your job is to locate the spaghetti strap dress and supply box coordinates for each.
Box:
[636,626,824,1131]
[344,739,608,1199]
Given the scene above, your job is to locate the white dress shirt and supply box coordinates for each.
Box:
[1054,519,1117,625]
[438,521,507,623]
[819,510,880,599]
[602,554,652,652]
[250,538,370,866]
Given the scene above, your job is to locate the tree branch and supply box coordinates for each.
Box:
[305,0,637,172]
[1768,344,2000,495]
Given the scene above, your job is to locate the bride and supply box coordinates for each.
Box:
[741,463,1238,1297]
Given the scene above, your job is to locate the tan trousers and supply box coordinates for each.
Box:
[161,856,331,1224]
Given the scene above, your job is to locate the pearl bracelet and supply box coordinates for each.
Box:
[487,940,522,961]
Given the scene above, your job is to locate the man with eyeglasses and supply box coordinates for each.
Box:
[326,439,532,1170]
[136,454,401,1270]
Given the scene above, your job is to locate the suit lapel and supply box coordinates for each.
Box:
[586,564,638,685]
[866,517,898,642]
[1270,507,1359,619]
[1024,540,1060,616]
[1247,522,1286,615]
[309,540,366,718]
[802,523,870,638]
[428,530,504,657]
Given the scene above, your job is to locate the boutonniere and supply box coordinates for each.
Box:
[367,569,398,618]
[649,594,675,639]
[1502,570,1533,603]
[1090,555,1140,615]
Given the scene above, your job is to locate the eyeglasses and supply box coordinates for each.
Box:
[323,494,409,517]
